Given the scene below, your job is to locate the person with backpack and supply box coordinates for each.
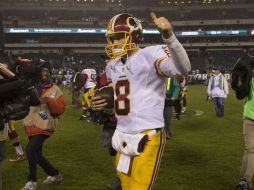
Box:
[207,67,229,117]
[164,76,181,138]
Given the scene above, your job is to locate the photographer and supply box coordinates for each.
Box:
[20,62,65,190]
[0,59,41,121]
[232,55,254,190]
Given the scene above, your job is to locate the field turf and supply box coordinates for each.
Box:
[3,85,245,190]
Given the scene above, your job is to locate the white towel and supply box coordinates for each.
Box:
[112,129,158,174]
[112,129,146,156]
[117,154,131,174]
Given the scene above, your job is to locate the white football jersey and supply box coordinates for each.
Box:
[106,45,179,134]
[81,69,97,89]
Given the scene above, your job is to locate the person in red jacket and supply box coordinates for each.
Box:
[20,62,65,190]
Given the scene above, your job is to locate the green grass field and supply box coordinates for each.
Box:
[3,85,246,190]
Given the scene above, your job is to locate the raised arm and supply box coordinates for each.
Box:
[150,12,191,74]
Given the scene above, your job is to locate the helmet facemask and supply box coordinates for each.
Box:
[105,31,138,59]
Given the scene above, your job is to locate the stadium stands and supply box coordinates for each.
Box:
[1,0,254,75]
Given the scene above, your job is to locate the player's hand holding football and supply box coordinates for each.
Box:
[91,95,108,111]
[150,11,173,39]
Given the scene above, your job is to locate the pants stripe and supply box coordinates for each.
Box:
[148,129,166,190]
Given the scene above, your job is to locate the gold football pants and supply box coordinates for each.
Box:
[81,87,95,109]
[116,128,166,190]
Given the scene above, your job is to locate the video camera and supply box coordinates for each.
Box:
[231,54,254,99]
[0,58,45,122]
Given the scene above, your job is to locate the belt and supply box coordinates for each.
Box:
[156,128,162,132]
[146,128,162,136]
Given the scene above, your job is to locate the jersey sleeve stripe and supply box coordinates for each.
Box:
[154,56,168,77]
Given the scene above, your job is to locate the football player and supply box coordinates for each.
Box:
[0,63,26,161]
[92,12,191,190]
[7,121,26,162]
[76,68,97,120]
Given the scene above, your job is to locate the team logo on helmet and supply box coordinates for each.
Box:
[105,13,143,59]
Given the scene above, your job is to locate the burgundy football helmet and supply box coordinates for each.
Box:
[105,13,143,59]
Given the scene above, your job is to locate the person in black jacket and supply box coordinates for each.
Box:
[71,67,82,108]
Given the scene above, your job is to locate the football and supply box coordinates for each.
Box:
[94,86,114,109]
